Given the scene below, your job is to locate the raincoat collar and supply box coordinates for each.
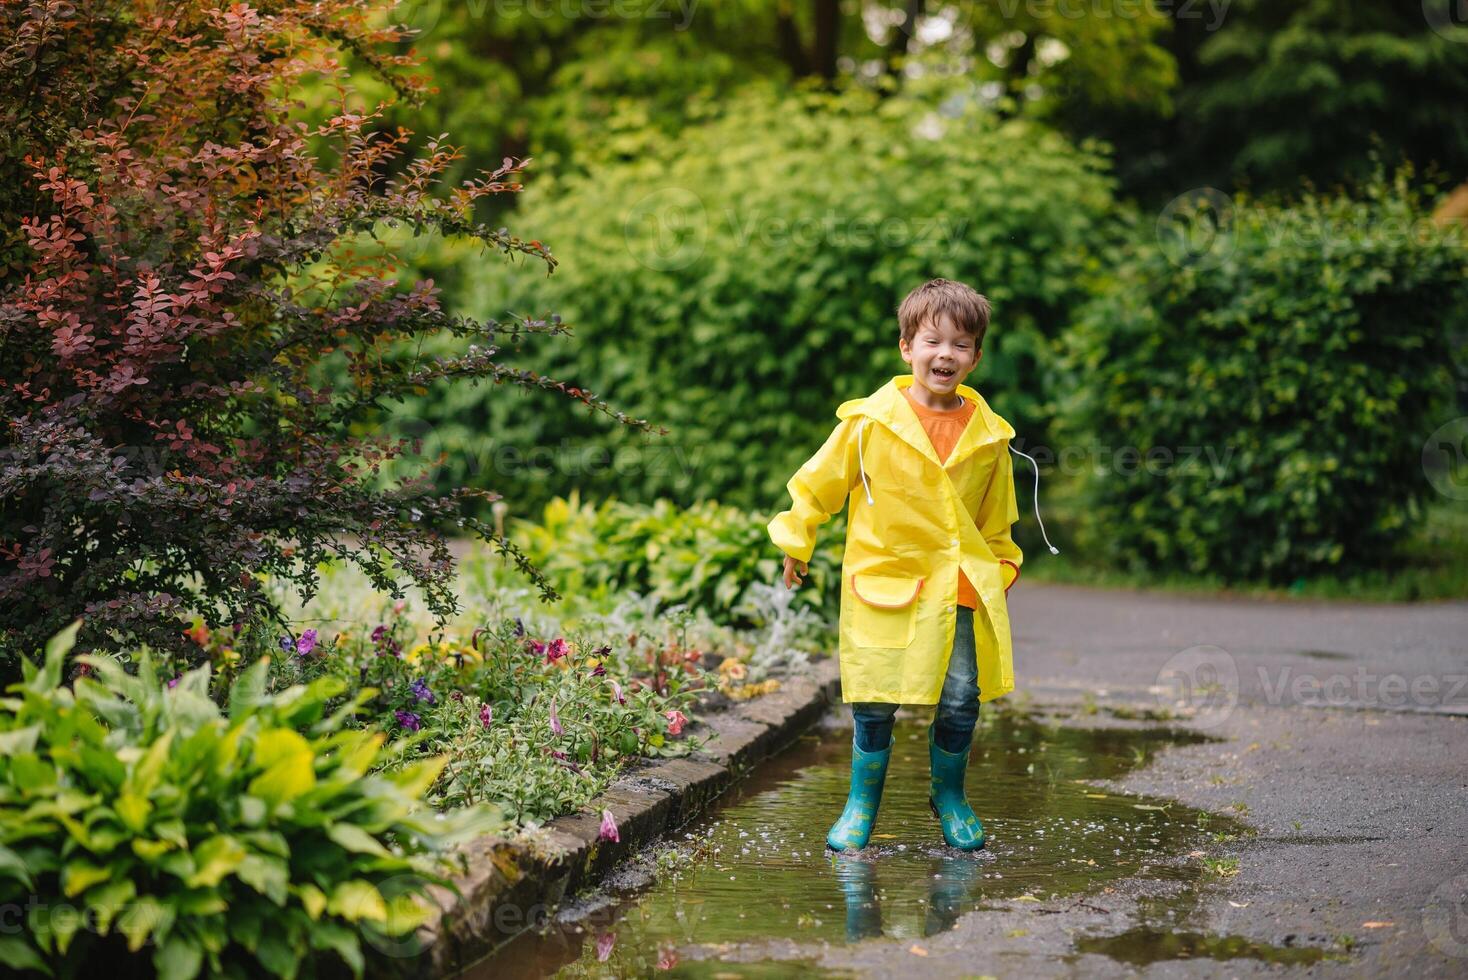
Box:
[837,374,1014,470]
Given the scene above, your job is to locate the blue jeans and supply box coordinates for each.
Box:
[852,605,980,754]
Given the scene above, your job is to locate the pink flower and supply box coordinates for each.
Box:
[295,628,317,656]
[529,638,546,656]
[664,709,688,736]
[544,637,569,664]
[479,703,492,728]
[548,693,562,736]
[596,931,615,962]
[609,679,625,706]
[598,808,619,843]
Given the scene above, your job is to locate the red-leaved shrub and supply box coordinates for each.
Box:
[0,0,658,669]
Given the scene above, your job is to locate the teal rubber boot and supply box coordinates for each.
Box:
[927,724,985,850]
[826,734,894,851]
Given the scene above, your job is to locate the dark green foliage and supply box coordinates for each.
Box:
[400,82,1121,515]
[515,493,845,626]
[1056,166,1467,581]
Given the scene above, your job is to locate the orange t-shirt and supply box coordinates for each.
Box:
[902,387,979,609]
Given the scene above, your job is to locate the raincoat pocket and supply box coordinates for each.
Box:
[849,572,923,648]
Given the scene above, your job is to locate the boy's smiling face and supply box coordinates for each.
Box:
[899,311,982,406]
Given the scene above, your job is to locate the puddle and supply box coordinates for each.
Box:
[462,706,1236,978]
[1075,927,1337,966]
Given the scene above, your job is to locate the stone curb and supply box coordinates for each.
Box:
[384,657,843,977]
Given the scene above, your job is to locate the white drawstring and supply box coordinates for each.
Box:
[1008,445,1061,555]
[857,418,874,504]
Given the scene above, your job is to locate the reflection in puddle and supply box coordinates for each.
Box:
[464,706,1236,977]
[1075,927,1338,966]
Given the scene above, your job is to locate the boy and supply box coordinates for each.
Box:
[768,278,1024,853]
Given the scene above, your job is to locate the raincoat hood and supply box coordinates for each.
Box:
[837,376,1015,506]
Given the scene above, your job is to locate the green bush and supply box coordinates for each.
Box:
[391,81,1121,514]
[1055,166,1468,581]
[512,492,845,625]
[0,622,500,979]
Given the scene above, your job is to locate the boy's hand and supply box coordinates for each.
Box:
[782,554,808,590]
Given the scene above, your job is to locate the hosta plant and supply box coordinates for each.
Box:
[0,621,501,979]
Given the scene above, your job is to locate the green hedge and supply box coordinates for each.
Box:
[1055,167,1467,581]
[391,81,1121,514]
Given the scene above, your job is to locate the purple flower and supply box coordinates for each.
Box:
[409,679,436,705]
[596,931,615,962]
[371,624,387,644]
[609,679,626,706]
[590,664,607,678]
[544,637,569,664]
[548,693,562,736]
[599,808,620,843]
[513,617,526,637]
[279,635,293,654]
[295,628,317,656]
[394,709,422,732]
[166,676,180,689]
[479,703,492,729]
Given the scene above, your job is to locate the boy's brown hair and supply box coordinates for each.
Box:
[896,278,992,348]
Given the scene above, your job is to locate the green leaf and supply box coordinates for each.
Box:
[154,932,204,980]
[325,823,390,858]
[85,876,137,933]
[328,880,386,923]
[297,883,327,921]
[116,792,151,832]
[254,925,300,980]
[0,844,34,889]
[309,920,365,977]
[247,754,316,806]
[117,895,173,953]
[62,859,113,898]
[0,935,49,975]
[127,727,176,797]
[0,724,41,755]
[186,835,247,888]
[237,853,289,906]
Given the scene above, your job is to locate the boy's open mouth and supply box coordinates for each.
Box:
[931,366,955,381]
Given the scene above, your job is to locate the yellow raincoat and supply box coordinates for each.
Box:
[768,374,1022,705]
